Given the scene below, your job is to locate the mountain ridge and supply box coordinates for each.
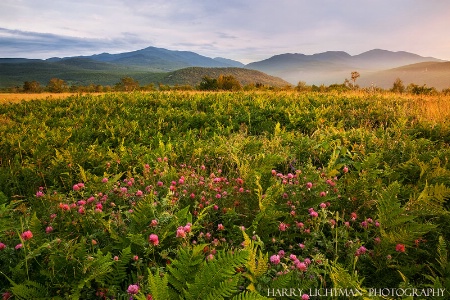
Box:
[1,46,448,89]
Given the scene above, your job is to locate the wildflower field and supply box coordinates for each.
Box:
[0,91,449,299]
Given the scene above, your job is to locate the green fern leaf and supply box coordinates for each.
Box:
[167,244,206,295]
[148,268,171,300]
[184,249,249,300]
[129,194,156,230]
[9,280,49,300]
[231,291,271,300]
[106,246,132,287]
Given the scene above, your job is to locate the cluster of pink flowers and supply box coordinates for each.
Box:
[21,230,33,241]
[127,284,139,295]
[355,246,368,256]
[72,182,85,191]
[270,254,281,265]
[148,234,159,246]
[176,223,192,238]
[396,243,406,252]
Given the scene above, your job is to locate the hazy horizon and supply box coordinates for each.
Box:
[1,1,450,64]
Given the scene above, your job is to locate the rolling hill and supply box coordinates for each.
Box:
[1,46,448,89]
[246,49,445,86]
[160,67,290,87]
[359,61,450,90]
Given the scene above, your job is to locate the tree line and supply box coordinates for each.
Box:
[4,73,450,95]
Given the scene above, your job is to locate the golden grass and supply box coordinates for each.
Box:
[1,91,449,126]
[0,92,105,104]
[413,96,450,125]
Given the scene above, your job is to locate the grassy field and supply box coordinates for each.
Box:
[0,91,449,299]
[0,92,105,103]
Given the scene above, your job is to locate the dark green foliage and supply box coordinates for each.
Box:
[1,91,450,298]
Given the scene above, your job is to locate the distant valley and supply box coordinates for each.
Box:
[1,46,449,89]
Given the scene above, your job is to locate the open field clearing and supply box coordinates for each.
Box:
[0,92,106,104]
[0,91,449,299]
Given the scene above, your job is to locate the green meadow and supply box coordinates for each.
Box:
[0,91,449,299]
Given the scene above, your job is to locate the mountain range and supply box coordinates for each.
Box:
[1,46,449,89]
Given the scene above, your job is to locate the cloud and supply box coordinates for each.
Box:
[1,0,450,62]
[0,27,150,58]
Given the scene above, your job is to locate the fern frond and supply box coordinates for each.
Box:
[105,246,132,287]
[184,249,249,300]
[159,205,192,244]
[267,272,293,289]
[231,291,271,300]
[9,280,49,300]
[406,183,450,217]
[241,231,268,291]
[129,194,156,230]
[72,250,114,297]
[437,236,448,271]
[376,182,436,246]
[167,244,206,294]
[148,268,171,300]
[328,261,366,293]
[202,276,239,300]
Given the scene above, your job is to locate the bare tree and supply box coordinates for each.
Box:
[351,71,360,88]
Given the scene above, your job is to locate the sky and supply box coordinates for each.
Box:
[1,0,450,64]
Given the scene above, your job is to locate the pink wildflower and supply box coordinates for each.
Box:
[21,230,33,241]
[176,227,186,238]
[296,261,308,272]
[270,254,280,265]
[279,222,287,231]
[45,226,53,234]
[396,244,406,253]
[127,284,139,295]
[148,234,159,246]
[0,242,6,250]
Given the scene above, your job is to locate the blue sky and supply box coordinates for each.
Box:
[1,0,450,63]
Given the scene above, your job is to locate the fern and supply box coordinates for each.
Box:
[129,194,156,231]
[231,291,270,300]
[426,236,450,290]
[241,231,268,291]
[148,270,173,300]
[167,244,206,295]
[376,182,436,245]
[10,280,51,300]
[267,272,294,290]
[328,261,367,294]
[159,205,192,244]
[406,182,450,217]
[251,180,286,236]
[105,246,132,287]
[184,249,249,300]
[147,268,172,300]
[71,249,114,299]
[0,274,52,300]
